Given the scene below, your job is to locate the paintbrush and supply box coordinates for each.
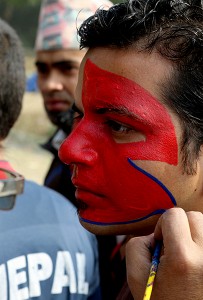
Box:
[143,240,162,300]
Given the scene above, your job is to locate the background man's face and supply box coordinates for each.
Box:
[59,47,203,235]
[36,49,85,126]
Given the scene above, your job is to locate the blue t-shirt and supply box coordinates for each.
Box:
[0,180,100,300]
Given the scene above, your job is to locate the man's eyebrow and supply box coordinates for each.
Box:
[35,60,78,67]
[35,61,45,66]
[72,103,148,124]
[95,105,143,121]
[72,103,83,114]
[53,60,79,68]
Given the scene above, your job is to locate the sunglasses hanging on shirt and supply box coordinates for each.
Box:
[0,168,24,210]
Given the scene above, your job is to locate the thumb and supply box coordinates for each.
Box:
[126,233,155,298]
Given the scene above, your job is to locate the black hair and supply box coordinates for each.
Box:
[0,19,25,140]
[78,0,203,174]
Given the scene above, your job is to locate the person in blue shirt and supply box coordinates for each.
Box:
[0,17,100,300]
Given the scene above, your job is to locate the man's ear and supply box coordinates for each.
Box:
[198,145,203,158]
[196,146,203,208]
[197,145,203,175]
[200,145,203,153]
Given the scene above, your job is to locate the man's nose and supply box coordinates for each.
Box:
[59,125,98,166]
[44,71,64,91]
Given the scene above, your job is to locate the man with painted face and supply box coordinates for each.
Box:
[59,0,203,298]
[0,18,101,300]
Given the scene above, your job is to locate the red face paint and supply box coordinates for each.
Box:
[59,59,178,225]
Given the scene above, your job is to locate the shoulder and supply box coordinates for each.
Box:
[18,180,76,217]
[19,181,96,241]
[17,181,98,243]
[23,180,70,199]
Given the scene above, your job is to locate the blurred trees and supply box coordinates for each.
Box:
[0,0,41,50]
[1,0,40,21]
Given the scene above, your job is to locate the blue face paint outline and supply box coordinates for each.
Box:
[79,159,177,226]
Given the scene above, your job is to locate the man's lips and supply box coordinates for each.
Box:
[72,180,105,206]
[75,188,106,210]
[45,99,71,111]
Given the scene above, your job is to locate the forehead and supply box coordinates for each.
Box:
[76,47,173,108]
[36,49,86,65]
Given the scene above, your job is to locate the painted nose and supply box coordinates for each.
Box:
[59,126,98,166]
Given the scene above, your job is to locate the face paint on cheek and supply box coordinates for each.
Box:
[80,158,176,225]
[69,59,178,225]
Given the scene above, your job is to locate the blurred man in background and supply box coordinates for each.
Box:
[0,17,100,299]
[35,1,127,299]
[35,0,112,204]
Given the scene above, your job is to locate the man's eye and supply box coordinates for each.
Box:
[36,63,49,75]
[105,119,146,143]
[59,63,79,74]
[106,120,132,133]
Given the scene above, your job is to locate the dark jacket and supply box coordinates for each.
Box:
[42,129,76,206]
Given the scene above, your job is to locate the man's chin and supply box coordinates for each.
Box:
[45,109,73,134]
[79,214,161,236]
[45,111,61,126]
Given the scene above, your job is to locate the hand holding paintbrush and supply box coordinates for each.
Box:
[126,208,203,300]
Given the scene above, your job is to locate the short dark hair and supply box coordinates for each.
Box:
[79,0,203,174]
[0,19,25,140]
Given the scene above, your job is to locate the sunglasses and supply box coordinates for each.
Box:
[0,168,24,210]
